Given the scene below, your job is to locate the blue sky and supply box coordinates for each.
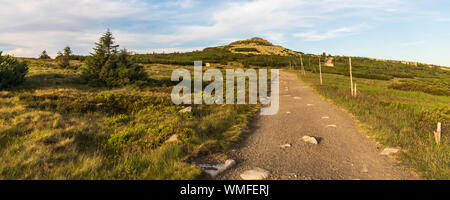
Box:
[1,0,449,66]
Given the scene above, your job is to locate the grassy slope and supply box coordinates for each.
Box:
[0,59,258,179]
[296,70,449,179]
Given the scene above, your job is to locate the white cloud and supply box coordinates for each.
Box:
[0,0,413,57]
[293,24,370,41]
[399,40,426,47]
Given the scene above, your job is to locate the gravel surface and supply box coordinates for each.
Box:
[217,70,418,180]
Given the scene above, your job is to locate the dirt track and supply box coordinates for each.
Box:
[218,70,418,180]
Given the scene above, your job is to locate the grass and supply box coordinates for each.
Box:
[295,70,449,180]
[0,59,259,180]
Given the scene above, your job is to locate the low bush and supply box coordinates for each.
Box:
[234,48,259,52]
[0,52,28,89]
[389,82,450,96]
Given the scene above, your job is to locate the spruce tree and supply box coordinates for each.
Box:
[39,50,51,59]
[81,30,147,87]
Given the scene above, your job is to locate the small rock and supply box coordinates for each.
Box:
[95,103,104,108]
[380,148,400,156]
[286,111,291,114]
[162,83,167,88]
[199,159,236,178]
[307,104,314,106]
[302,136,319,144]
[240,168,270,180]
[280,144,292,148]
[179,106,192,113]
[326,124,337,128]
[293,97,302,100]
[322,116,329,119]
[166,134,178,143]
[286,173,297,178]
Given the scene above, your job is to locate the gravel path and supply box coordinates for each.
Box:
[217,70,418,180]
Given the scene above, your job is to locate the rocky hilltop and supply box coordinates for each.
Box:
[220,37,299,56]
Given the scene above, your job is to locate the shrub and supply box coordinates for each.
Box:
[389,82,450,96]
[234,48,259,52]
[39,50,51,59]
[81,30,148,87]
[0,52,28,89]
[56,46,72,68]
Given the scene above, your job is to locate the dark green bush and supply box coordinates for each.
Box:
[56,46,72,68]
[0,52,28,89]
[81,31,148,87]
[234,48,259,52]
[389,82,450,96]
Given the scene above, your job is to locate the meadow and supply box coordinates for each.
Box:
[0,58,258,179]
[295,63,449,179]
[1,38,448,179]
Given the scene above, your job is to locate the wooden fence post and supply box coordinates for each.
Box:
[300,54,305,76]
[434,122,441,145]
[349,57,354,96]
[319,57,323,85]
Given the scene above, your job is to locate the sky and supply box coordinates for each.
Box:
[1,0,449,67]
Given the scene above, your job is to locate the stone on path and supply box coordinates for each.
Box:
[322,116,329,119]
[240,168,270,180]
[199,159,236,178]
[179,106,192,113]
[280,144,292,148]
[380,148,400,156]
[326,124,337,128]
[307,104,314,106]
[302,136,319,144]
[293,97,302,100]
[286,111,291,114]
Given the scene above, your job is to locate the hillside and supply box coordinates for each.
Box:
[219,37,299,56]
[1,36,449,180]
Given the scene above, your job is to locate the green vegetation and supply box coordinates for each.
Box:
[56,46,72,69]
[389,80,450,96]
[0,52,28,89]
[295,66,449,179]
[0,58,258,179]
[131,47,300,67]
[1,36,448,180]
[81,31,148,87]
